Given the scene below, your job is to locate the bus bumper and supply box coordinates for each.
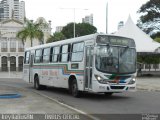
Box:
[92,81,136,93]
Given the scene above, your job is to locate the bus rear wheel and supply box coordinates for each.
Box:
[34,75,46,90]
[34,76,40,90]
[71,80,80,97]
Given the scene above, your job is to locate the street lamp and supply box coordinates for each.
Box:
[60,8,88,38]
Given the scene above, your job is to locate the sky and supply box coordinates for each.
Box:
[24,0,149,34]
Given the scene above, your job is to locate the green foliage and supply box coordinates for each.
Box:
[154,37,160,43]
[61,23,74,39]
[61,22,97,39]
[46,32,66,43]
[16,20,45,47]
[137,0,160,35]
[137,55,160,64]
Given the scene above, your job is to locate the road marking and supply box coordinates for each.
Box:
[33,90,100,120]
[0,83,100,120]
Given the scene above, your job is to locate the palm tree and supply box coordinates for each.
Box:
[16,20,45,47]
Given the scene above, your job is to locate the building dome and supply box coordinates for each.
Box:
[35,17,48,24]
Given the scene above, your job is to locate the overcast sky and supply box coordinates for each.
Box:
[24,0,149,34]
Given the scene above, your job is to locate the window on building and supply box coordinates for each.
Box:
[1,56,8,71]
[51,46,59,62]
[42,48,50,63]
[35,49,42,63]
[10,38,16,52]
[1,39,7,52]
[18,56,24,71]
[71,42,84,62]
[18,40,24,52]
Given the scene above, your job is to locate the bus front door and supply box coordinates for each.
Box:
[85,46,93,90]
[29,54,34,83]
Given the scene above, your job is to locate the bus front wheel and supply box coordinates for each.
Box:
[71,80,80,97]
[34,75,46,90]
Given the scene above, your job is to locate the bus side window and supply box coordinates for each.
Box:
[24,51,30,64]
[35,49,42,63]
[50,46,60,62]
[71,42,84,62]
[60,44,69,62]
[42,47,50,63]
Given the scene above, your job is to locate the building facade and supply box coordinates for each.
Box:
[0,0,25,22]
[82,14,93,25]
[0,17,52,72]
[55,26,63,32]
[117,21,124,30]
[0,19,24,72]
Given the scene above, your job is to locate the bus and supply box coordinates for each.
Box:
[23,33,137,97]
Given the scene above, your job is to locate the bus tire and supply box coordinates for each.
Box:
[34,75,45,90]
[71,80,80,98]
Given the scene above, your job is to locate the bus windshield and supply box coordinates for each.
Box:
[95,36,136,74]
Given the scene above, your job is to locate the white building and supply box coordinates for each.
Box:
[0,17,52,72]
[55,26,63,32]
[117,21,124,30]
[0,0,25,22]
[82,14,93,25]
[23,17,52,48]
[19,1,25,22]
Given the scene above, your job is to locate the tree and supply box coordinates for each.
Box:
[46,32,66,43]
[61,22,97,39]
[151,32,160,43]
[154,37,160,43]
[16,20,45,47]
[137,0,160,35]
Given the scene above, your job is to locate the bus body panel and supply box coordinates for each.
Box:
[23,64,30,83]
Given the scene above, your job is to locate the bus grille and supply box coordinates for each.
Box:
[110,86,125,90]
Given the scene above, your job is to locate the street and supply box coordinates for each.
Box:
[0,77,160,120]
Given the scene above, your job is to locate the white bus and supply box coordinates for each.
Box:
[23,33,137,97]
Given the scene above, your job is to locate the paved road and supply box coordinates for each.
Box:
[137,77,160,91]
[0,78,160,120]
[0,78,94,120]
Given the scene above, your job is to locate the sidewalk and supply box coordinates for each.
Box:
[0,83,77,114]
[0,77,94,120]
[136,77,160,91]
[0,72,22,78]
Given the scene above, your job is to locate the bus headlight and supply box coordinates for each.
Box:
[94,75,108,84]
[128,77,136,84]
[95,75,103,81]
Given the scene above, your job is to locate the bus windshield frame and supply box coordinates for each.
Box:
[95,35,136,74]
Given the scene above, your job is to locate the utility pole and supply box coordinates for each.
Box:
[60,8,88,38]
[106,2,108,34]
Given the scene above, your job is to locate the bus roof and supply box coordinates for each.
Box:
[25,33,134,51]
